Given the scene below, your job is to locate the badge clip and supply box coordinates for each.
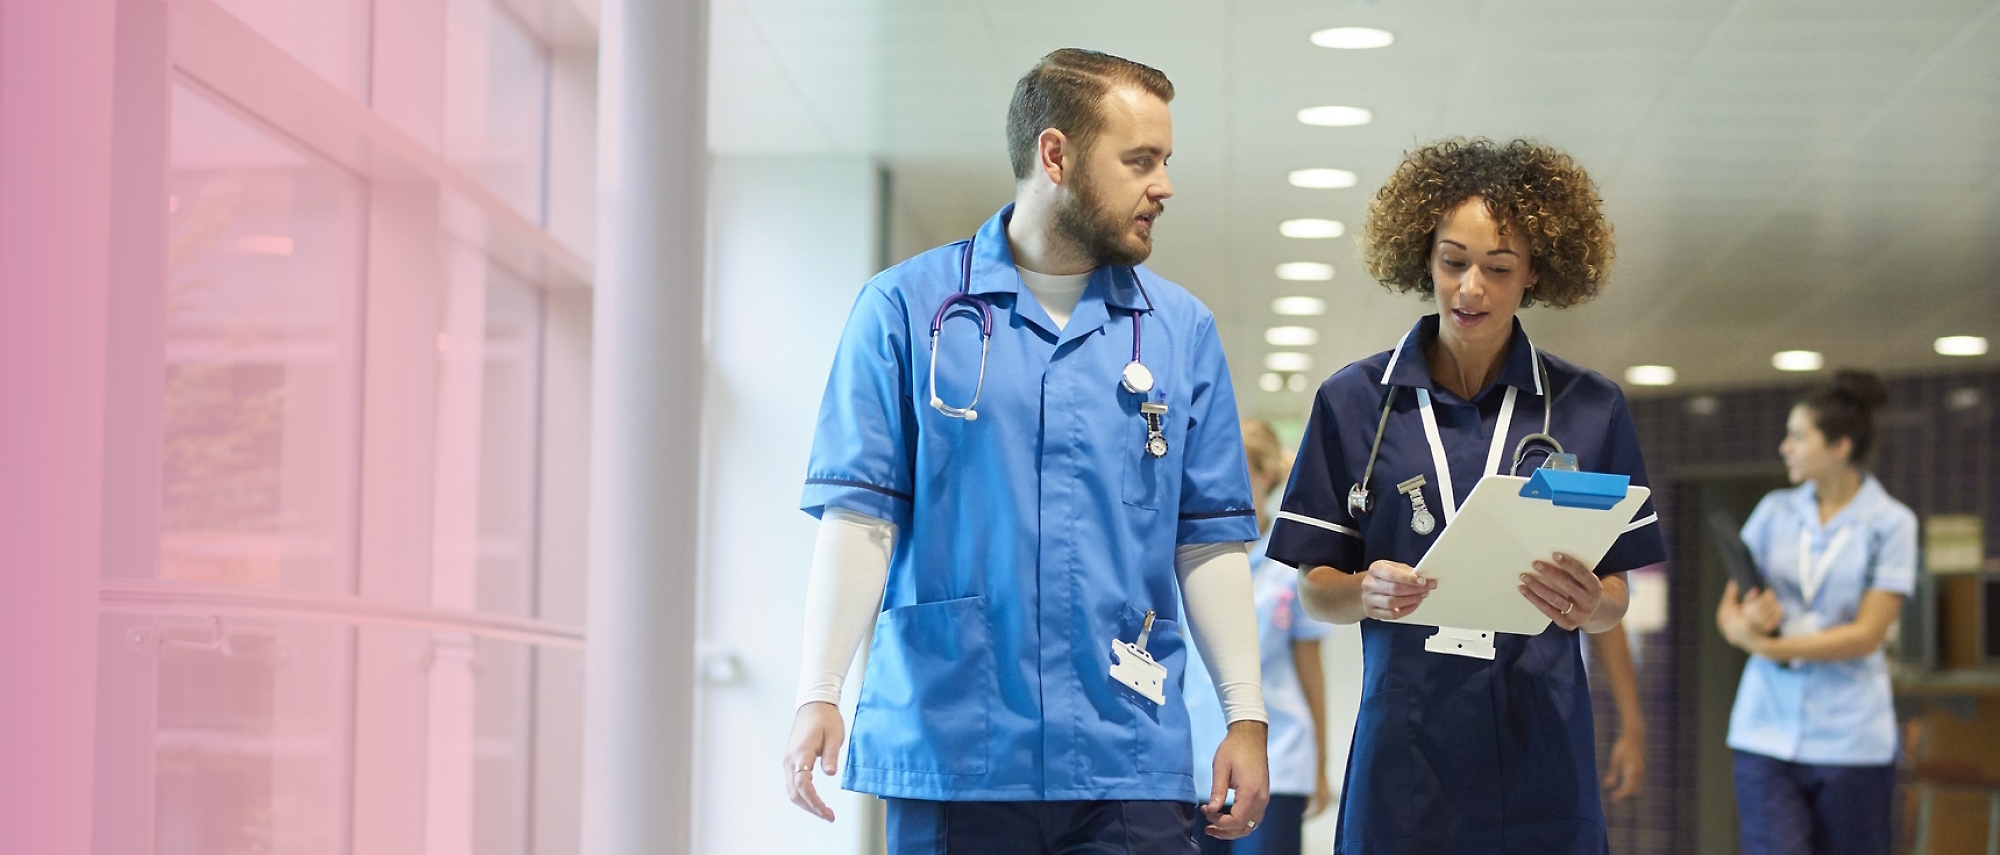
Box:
[1424,626,1496,660]
[1397,474,1436,535]
[1110,609,1168,705]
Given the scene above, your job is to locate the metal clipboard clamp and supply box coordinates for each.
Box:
[1391,473,1652,659]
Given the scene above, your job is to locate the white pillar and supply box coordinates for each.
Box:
[582,1,706,854]
[0,0,116,852]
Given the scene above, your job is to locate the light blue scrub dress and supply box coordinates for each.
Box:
[801,205,1260,803]
[1266,317,1668,854]
[1727,475,1918,765]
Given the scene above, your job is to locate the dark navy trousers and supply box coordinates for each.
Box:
[887,799,1201,855]
[1733,750,1895,855]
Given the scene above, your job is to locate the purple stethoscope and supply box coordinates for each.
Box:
[927,238,1167,455]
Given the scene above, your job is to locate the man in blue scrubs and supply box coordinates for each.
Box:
[782,49,1270,853]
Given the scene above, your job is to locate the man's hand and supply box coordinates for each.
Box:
[782,702,845,822]
[1202,720,1270,839]
[1602,728,1645,801]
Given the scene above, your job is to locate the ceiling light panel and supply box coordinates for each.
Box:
[1264,352,1313,373]
[1310,27,1395,49]
[1623,365,1677,386]
[1271,296,1327,316]
[1265,326,1320,347]
[1280,219,1345,239]
[1288,168,1358,189]
[1276,262,1335,281]
[1771,350,1824,372]
[1935,336,1989,356]
[1297,106,1373,127]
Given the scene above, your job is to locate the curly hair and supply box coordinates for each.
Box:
[1360,138,1613,309]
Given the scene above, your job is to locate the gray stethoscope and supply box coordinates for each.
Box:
[927,238,1168,455]
[1345,355,1567,520]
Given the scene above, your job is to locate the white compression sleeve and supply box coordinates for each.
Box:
[1176,541,1268,724]
[794,508,895,708]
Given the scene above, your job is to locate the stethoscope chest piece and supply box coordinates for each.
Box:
[1120,361,1155,395]
[1346,484,1374,518]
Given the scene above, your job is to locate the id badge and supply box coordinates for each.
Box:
[1110,609,1168,705]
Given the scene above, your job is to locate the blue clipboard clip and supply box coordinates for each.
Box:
[1519,468,1631,510]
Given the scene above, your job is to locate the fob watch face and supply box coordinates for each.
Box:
[1146,435,1168,458]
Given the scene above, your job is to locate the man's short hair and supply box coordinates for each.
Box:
[1006,49,1174,181]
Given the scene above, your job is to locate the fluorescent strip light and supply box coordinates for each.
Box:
[1264,352,1313,373]
[1771,350,1824,372]
[1271,296,1327,316]
[1288,168,1358,189]
[1280,219,1345,239]
[1310,27,1395,49]
[1297,106,1373,127]
[1265,326,1320,347]
[1623,365,1677,387]
[1277,262,1335,281]
[1935,336,1989,356]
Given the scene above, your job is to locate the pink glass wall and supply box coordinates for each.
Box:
[4,1,597,853]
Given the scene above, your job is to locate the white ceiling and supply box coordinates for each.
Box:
[709,0,2000,420]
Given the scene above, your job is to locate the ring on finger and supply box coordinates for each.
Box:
[1561,602,1574,615]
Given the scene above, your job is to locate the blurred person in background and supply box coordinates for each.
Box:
[1717,369,1915,855]
[1185,419,1334,855]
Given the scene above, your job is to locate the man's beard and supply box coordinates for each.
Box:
[1052,166,1155,268]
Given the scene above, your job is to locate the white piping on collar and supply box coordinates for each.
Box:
[1529,340,1544,395]
[1381,329,1412,387]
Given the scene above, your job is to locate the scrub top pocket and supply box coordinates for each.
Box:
[850,596,992,776]
[1117,604,1194,777]
[1120,391,1177,511]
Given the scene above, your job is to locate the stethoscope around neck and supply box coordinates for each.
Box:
[1346,355,1568,519]
[927,237,1157,421]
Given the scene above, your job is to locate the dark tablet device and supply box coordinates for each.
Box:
[1706,510,1766,597]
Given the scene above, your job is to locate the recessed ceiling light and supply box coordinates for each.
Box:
[1935,335,1989,356]
[1266,326,1320,347]
[1623,365,1677,387]
[1259,372,1284,392]
[1265,352,1313,373]
[1288,168,1358,189]
[1297,106,1373,127]
[1311,27,1395,49]
[1287,373,1309,392]
[1272,296,1327,316]
[1277,262,1335,281]
[1772,350,1824,372]
[1280,219,1345,239]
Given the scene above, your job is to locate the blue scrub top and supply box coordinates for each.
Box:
[1186,535,1332,799]
[1727,476,1917,766]
[801,205,1260,802]
[1266,316,1668,854]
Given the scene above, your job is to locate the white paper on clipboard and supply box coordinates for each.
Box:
[1388,474,1651,637]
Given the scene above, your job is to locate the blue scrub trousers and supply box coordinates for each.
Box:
[1195,795,1307,855]
[1732,750,1894,855]
[886,799,1200,855]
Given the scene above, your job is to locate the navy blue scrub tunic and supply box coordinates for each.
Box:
[1266,315,1667,855]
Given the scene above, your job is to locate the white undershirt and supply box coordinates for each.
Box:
[1016,266,1091,330]
[796,510,1268,724]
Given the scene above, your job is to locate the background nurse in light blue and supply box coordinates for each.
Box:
[1717,369,1917,855]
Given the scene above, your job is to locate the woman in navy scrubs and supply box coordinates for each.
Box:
[1267,138,1667,854]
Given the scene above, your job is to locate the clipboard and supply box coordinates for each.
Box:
[1704,510,1765,597]
[1389,471,1651,640]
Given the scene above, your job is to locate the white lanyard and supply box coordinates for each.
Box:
[1796,527,1851,608]
[1414,385,1517,525]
